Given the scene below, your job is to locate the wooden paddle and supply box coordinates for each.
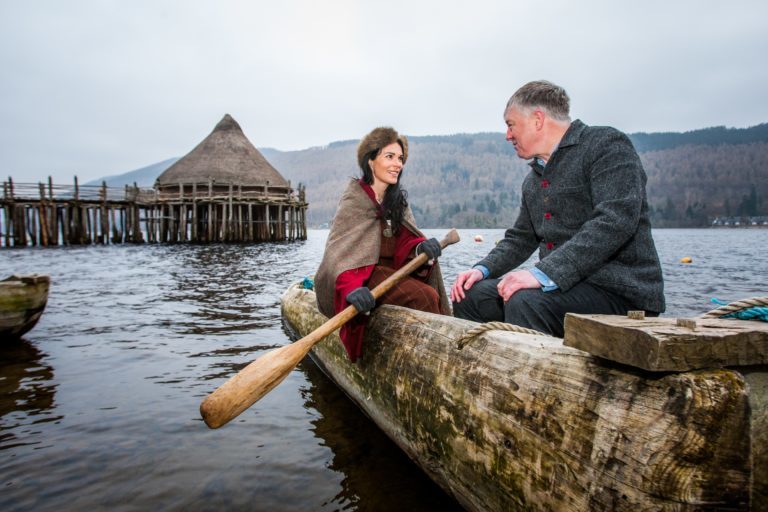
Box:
[200,228,460,429]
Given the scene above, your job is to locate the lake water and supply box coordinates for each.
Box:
[1,228,766,511]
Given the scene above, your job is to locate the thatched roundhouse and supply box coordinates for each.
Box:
[146,114,307,243]
[156,114,291,197]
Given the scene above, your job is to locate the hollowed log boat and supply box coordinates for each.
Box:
[0,274,50,340]
[280,282,767,511]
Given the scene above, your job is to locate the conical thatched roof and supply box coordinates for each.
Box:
[156,114,289,188]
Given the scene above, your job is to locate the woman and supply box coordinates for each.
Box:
[315,127,451,363]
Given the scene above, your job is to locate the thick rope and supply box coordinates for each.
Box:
[456,321,544,350]
[700,296,768,320]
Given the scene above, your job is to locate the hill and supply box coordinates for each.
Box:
[85,157,180,187]
[97,123,768,228]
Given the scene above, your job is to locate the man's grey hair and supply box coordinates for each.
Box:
[505,80,571,122]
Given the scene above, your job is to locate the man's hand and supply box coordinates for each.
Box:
[497,270,540,301]
[450,268,484,302]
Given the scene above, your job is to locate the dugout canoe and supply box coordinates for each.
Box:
[0,274,50,340]
[280,282,768,511]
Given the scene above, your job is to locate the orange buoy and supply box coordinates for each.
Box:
[680,256,693,264]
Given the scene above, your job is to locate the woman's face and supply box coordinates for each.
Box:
[369,142,404,189]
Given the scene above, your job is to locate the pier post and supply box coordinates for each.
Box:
[192,182,198,241]
[38,182,49,246]
[48,177,57,245]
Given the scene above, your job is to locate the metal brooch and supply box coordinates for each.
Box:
[383,219,393,238]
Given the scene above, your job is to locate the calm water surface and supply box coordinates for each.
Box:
[1,228,766,511]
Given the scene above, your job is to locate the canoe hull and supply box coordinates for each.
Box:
[0,275,50,340]
[281,283,765,511]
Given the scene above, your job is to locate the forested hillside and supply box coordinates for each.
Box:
[100,123,768,228]
[267,123,768,228]
[265,134,530,228]
[642,142,767,226]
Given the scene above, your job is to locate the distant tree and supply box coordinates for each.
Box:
[663,197,677,221]
[737,184,759,216]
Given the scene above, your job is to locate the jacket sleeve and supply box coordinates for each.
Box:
[476,185,539,278]
[334,266,375,314]
[335,266,375,363]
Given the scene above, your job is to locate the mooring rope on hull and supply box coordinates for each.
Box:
[456,321,544,350]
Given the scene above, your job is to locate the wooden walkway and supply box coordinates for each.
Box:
[1,177,308,247]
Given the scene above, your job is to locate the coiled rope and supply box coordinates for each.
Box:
[456,296,768,350]
[456,321,544,350]
[701,296,768,321]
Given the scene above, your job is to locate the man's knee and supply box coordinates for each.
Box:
[452,293,476,320]
[504,289,541,319]
[503,289,564,336]
[453,280,503,322]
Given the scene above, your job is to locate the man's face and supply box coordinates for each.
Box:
[504,106,539,160]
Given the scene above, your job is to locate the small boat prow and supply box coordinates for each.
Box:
[0,274,51,340]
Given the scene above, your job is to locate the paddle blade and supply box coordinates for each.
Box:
[200,341,310,429]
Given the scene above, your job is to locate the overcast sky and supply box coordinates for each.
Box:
[1,0,767,184]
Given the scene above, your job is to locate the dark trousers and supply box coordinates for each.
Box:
[452,279,634,338]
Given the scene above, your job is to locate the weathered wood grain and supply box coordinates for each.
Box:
[281,283,766,511]
[564,313,768,372]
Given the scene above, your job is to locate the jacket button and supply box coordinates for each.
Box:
[546,242,554,249]
[541,180,549,188]
[544,212,552,220]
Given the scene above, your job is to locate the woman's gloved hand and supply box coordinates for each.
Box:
[346,287,375,314]
[416,238,442,260]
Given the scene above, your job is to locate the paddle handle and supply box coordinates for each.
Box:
[200,229,460,429]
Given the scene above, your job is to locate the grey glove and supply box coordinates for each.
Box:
[416,238,442,260]
[346,287,375,314]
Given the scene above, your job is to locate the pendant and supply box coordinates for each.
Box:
[383,220,393,238]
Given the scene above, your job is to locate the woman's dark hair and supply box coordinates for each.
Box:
[357,127,409,231]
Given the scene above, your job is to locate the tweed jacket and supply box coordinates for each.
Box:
[476,120,665,313]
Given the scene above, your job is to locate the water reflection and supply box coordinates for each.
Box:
[297,357,466,511]
[0,339,61,450]
[162,243,312,336]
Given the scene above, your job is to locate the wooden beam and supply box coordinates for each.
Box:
[563,313,768,371]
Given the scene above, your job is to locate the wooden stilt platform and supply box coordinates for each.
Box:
[0,176,308,247]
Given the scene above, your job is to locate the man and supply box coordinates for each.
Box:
[451,80,664,336]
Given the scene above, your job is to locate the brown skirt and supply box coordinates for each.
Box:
[366,265,441,314]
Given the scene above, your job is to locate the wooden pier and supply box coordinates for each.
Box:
[1,176,308,248]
